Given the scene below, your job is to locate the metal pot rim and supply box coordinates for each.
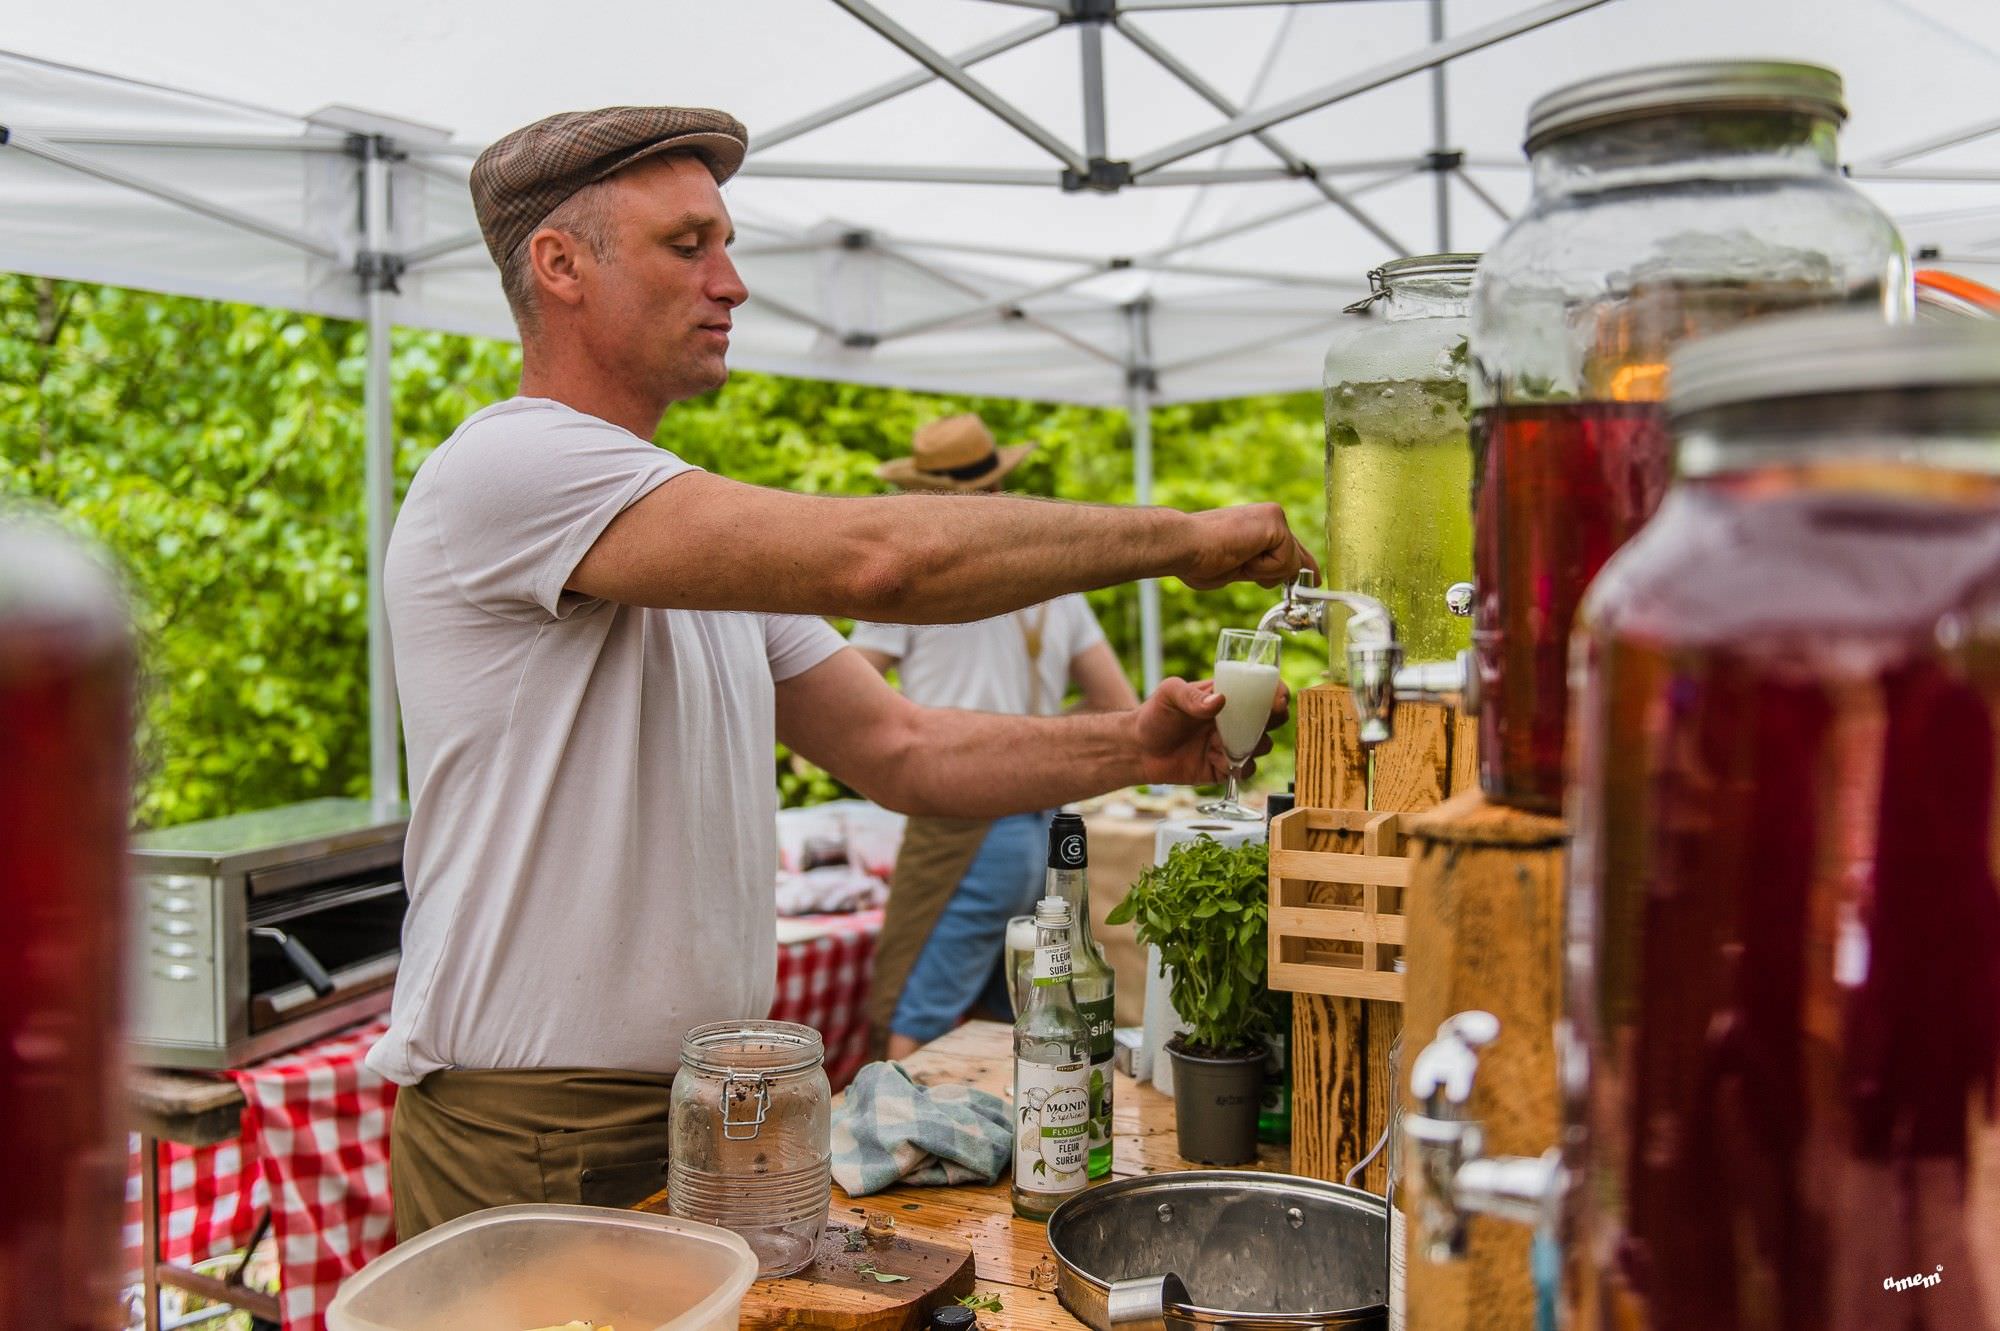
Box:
[1047,1170,1389,1323]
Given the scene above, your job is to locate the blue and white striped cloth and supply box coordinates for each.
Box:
[830,1061,1013,1197]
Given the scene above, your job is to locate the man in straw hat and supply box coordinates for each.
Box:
[372,103,1312,1236]
[854,414,1136,1062]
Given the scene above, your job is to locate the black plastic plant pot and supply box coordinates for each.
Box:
[1168,1042,1266,1166]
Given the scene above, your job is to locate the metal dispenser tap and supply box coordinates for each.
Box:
[1404,1010,1564,1262]
[1255,574,1478,746]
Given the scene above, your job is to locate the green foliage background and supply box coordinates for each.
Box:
[1,274,1328,828]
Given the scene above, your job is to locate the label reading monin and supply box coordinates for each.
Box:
[1014,1061,1091,1195]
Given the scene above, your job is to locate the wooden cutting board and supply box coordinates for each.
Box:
[635,1196,976,1329]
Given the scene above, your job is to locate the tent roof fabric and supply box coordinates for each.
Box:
[5,0,2000,406]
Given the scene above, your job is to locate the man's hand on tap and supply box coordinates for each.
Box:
[1177,503,1318,591]
[1134,676,1292,788]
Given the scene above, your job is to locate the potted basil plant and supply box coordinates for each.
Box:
[1107,836,1282,1165]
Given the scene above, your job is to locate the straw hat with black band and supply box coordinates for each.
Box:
[877,415,1035,493]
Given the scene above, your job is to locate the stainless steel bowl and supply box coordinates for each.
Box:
[1046,1171,1387,1329]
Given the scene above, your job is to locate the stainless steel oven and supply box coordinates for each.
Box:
[129,798,408,1069]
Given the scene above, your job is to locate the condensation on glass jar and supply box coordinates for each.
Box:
[1564,315,2000,1329]
[668,1020,831,1278]
[1469,60,1910,811]
[1324,254,1477,676]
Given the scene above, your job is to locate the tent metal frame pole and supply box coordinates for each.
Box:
[1125,301,1163,696]
[1127,0,1614,177]
[1855,115,2000,170]
[401,229,486,269]
[1080,21,1109,161]
[1130,257,1357,288]
[872,241,1128,365]
[33,130,352,153]
[757,16,1060,153]
[1454,166,1511,222]
[1848,166,2000,185]
[742,156,1431,187]
[744,289,849,340]
[402,156,470,186]
[739,161,1061,185]
[829,0,1090,173]
[1154,311,1346,376]
[0,126,341,260]
[1113,13,1410,253]
[1134,166,1311,184]
[1119,0,1385,8]
[872,263,1109,342]
[1428,0,1451,251]
[1143,196,1337,262]
[359,138,401,810]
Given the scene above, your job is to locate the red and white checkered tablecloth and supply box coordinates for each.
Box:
[126,1018,398,1331]
[771,908,883,1091]
[126,910,883,1331]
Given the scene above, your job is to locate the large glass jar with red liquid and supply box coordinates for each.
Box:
[1471,60,1909,810]
[0,518,135,1330]
[1564,315,2000,1330]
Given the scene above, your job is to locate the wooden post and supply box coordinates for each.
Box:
[1285,684,1476,1190]
[1401,790,1568,1331]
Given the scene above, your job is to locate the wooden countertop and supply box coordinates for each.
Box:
[830,1020,1290,1330]
[127,1066,245,1147]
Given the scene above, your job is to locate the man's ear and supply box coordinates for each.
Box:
[528,228,588,310]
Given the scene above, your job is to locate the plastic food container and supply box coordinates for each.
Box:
[325,1205,757,1331]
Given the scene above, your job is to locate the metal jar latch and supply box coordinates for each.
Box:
[722,1071,771,1140]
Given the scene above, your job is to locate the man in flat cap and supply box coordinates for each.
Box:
[372,104,1312,1236]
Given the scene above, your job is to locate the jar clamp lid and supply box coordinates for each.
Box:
[1667,312,2000,419]
[1525,60,1846,153]
[1344,252,1480,313]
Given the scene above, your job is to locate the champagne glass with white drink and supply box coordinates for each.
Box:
[1198,629,1282,821]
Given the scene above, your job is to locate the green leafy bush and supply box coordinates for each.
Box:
[1,273,1328,827]
[1106,838,1280,1056]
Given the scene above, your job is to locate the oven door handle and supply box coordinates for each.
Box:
[250,926,337,998]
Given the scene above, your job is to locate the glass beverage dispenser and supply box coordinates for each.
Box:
[1324,254,1477,675]
[1409,316,2000,1330]
[1470,60,1908,810]
[1,520,135,1331]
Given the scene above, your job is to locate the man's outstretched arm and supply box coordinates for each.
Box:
[569,472,1314,624]
[773,647,1287,819]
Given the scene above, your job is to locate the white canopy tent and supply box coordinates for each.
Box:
[5,0,1999,803]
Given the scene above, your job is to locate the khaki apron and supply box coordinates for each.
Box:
[390,1066,675,1241]
[865,815,993,1053]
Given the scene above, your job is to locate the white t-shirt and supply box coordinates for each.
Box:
[368,398,845,1084]
[848,595,1107,715]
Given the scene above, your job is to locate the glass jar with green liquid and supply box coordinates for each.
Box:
[1323,254,1477,676]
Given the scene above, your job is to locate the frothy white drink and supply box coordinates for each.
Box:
[1213,661,1283,761]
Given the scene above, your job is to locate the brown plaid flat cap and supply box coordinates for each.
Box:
[471,105,748,267]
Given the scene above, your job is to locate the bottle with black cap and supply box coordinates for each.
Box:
[926,1304,979,1331]
[1259,784,1295,1145]
[1043,811,1115,1179]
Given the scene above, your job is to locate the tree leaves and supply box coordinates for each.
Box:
[2,273,1329,829]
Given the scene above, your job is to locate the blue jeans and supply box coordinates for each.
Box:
[889,811,1050,1043]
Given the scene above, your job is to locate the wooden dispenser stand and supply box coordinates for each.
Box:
[1273,683,1477,1191]
[1401,791,1566,1330]
[1272,684,1568,1331]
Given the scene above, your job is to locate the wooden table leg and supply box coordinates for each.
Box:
[140,1134,162,1331]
